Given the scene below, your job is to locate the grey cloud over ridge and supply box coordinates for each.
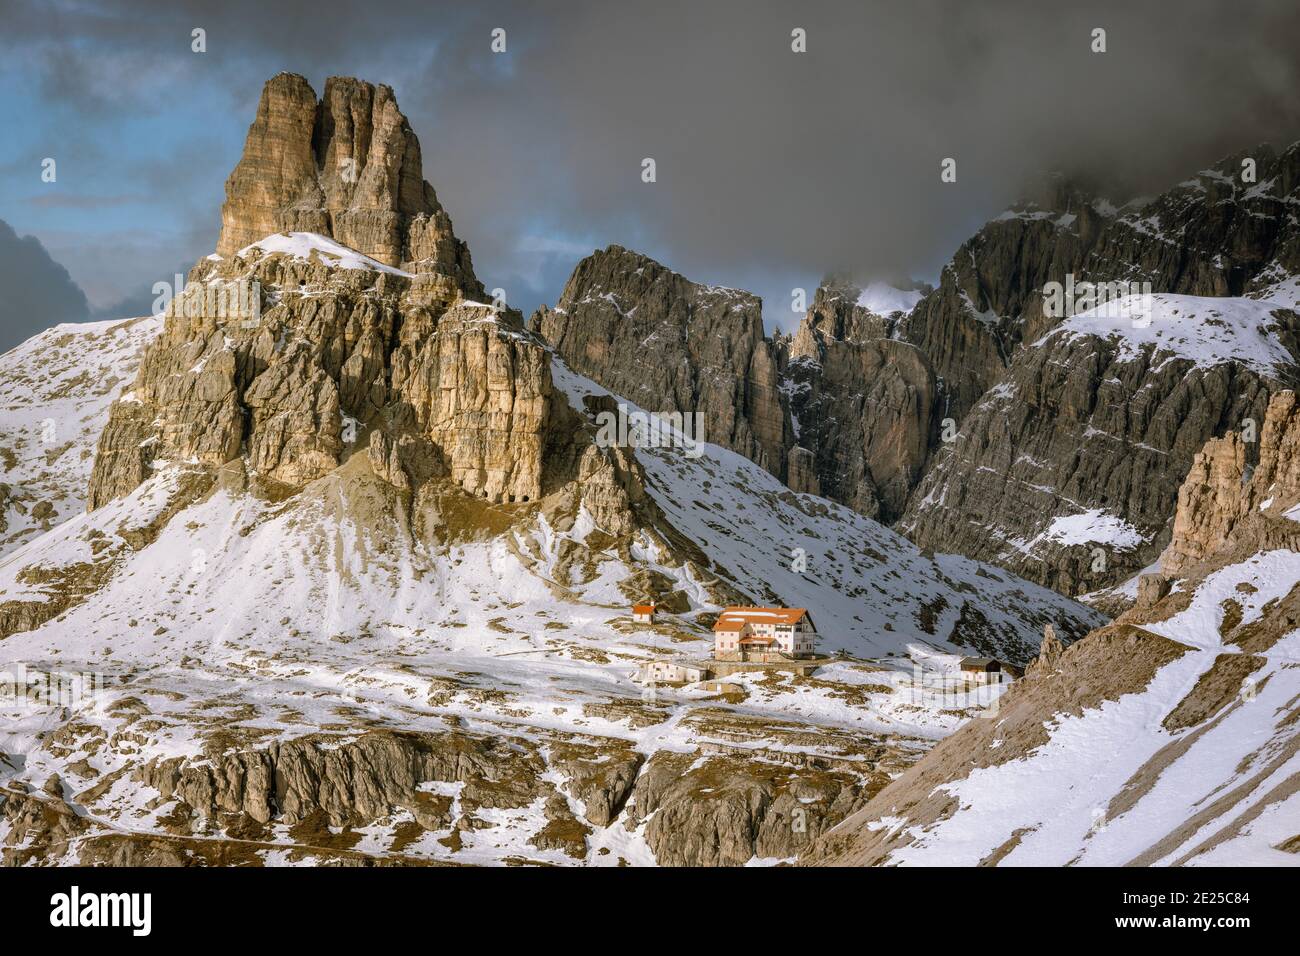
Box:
[432,1,1300,288]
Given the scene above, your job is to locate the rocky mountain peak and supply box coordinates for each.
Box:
[89,74,615,520]
[217,73,480,292]
[533,245,790,477]
[1013,170,1108,218]
[783,278,936,522]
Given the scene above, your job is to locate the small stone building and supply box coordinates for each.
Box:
[639,660,709,684]
[632,603,656,624]
[959,657,1003,682]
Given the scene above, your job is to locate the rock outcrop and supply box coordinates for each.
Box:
[1023,622,1064,677]
[1163,389,1300,576]
[217,73,481,289]
[900,309,1297,592]
[532,246,792,477]
[3,723,892,867]
[1161,429,1252,576]
[802,385,1300,868]
[625,750,881,867]
[785,445,820,496]
[88,77,645,536]
[136,730,550,830]
[782,281,936,521]
[1136,572,1172,607]
[87,241,639,526]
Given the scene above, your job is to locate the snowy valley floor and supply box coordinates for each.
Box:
[0,316,1095,866]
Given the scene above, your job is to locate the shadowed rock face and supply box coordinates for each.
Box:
[852,146,1300,590]
[532,248,942,522]
[893,145,1300,591]
[1084,144,1300,299]
[900,176,1113,425]
[903,146,1300,428]
[532,245,792,478]
[217,73,481,290]
[782,281,936,522]
[899,326,1297,594]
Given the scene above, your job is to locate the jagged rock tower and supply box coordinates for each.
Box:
[87,74,623,517]
[217,72,481,289]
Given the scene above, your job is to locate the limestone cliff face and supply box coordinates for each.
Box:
[87,247,556,512]
[1164,389,1300,576]
[383,303,554,504]
[532,246,792,477]
[533,249,944,518]
[894,145,1300,591]
[901,146,1300,428]
[89,76,612,523]
[217,73,481,289]
[783,282,936,522]
[798,147,1298,547]
[900,320,1296,594]
[901,176,1112,424]
[1084,143,1300,299]
[1161,431,1251,577]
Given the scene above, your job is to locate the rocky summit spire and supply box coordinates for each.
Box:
[217,73,480,291]
[1025,622,1065,678]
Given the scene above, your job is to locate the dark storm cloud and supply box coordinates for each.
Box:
[403,0,1300,295]
[0,218,90,352]
[3,0,1299,329]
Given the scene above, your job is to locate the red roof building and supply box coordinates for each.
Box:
[712,607,817,661]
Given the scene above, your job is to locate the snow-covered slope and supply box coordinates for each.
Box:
[855,282,924,316]
[234,231,414,277]
[0,309,1104,866]
[0,316,162,557]
[806,549,1300,866]
[1046,292,1299,377]
[550,358,1103,661]
[805,399,1300,867]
